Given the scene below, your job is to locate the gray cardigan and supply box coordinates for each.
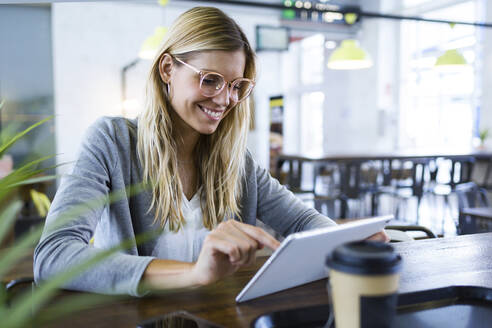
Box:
[33,117,335,296]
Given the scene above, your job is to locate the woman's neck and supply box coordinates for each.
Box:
[175,129,200,163]
[170,111,201,163]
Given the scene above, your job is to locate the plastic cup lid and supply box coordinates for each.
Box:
[326,240,402,275]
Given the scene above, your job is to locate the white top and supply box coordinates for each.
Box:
[150,189,210,262]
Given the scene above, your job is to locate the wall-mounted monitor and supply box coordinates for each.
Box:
[255,25,290,52]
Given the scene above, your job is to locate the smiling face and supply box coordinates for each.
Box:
[159,50,246,137]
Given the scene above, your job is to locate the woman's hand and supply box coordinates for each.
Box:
[366,230,390,243]
[190,220,280,286]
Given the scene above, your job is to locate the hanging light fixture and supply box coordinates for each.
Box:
[327,39,373,70]
[434,23,467,70]
[138,26,167,60]
[435,49,467,69]
[327,12,372,70]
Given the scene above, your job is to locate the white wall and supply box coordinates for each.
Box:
[53,1,282,176]
[53,2,162,175]
[321,0,398,154]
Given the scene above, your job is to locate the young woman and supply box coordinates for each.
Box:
[34,7,387,296]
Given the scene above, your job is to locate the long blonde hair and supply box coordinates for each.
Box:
[138,7,256,231]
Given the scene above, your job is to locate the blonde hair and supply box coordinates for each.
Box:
[138,7,256,231]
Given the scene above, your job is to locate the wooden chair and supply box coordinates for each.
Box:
[385,225,436,242]
[314,160,380,219]
[427,157,475,230]
[379,159,428,224]
[4,277,35,307]
[455,182,492,235]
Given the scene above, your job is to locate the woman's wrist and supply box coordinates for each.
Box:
[139,259,198,292]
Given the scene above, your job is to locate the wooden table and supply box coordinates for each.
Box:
[5,233,492,327]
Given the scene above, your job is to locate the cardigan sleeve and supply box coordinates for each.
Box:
[33,117,154,296]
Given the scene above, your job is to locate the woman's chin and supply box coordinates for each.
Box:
[199,126,219,135]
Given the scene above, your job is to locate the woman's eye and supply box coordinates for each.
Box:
[202,78,216,85]
[202,74,222,86]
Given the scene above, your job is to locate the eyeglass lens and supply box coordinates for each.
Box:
[200,72,253,102]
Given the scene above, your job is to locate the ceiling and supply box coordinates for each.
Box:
[222,0,362,9]
[226,0,361,6]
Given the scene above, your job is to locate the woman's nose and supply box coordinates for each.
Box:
[212,84,232,108]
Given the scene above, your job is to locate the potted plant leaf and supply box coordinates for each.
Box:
[0,100,157,327]
[479,128,489,149]
[14,186,51,242]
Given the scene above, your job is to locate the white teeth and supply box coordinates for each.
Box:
[202,107,222,118]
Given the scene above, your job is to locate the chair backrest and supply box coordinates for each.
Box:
[439,157,475,188]
[4,277,34,307]
[455,182,491,235]
[455,182,489,211]
[386,159,427,198]
[411,159,428,198]
[385,225,437,242]
[339,160,378,199]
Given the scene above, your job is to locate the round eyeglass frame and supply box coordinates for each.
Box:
[173,57,255,103]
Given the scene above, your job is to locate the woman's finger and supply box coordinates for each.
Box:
[225,220,280,250]
[366,230,390,243]
[203,233,242,263]
[220,224,257,265]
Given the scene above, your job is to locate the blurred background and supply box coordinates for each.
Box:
[2,0,492,238]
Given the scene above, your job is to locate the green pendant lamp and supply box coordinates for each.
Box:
[138,1,168,60]
[327,39,373,70]
[138,26,167,60]
[435,49,467,69]
[435,22,467,70]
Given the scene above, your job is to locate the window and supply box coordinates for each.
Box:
[300,34,324,85]
[295,34,325,155]
[300,91,324,154]
[399,1,479,149]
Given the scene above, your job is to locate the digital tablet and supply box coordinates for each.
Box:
[235,215,393,303]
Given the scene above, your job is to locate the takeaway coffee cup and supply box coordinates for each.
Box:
[325,241,402,328]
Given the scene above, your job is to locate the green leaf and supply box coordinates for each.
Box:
[8,154,55,175]
[0,223,43,281]
[0,155,57,200]
[5,228,160,328]
[0,116,53,158]
[0,281,6,307]
[0,154,54,187]
[0,181,150,327]
[0,121,22,145]
[6,175,59,189]
[0,182,148,279]
[0,200,23,247]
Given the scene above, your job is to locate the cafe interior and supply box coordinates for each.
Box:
[1,0,492,327]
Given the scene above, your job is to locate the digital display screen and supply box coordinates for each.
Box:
[256,25,290,51]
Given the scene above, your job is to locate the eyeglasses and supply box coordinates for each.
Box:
[174,57,255,103]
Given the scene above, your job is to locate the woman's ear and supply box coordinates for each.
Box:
[159,53,173,83]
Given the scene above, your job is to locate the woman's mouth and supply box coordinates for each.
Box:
[198,105,223,121]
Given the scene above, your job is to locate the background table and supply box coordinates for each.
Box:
[461,207,492,220]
